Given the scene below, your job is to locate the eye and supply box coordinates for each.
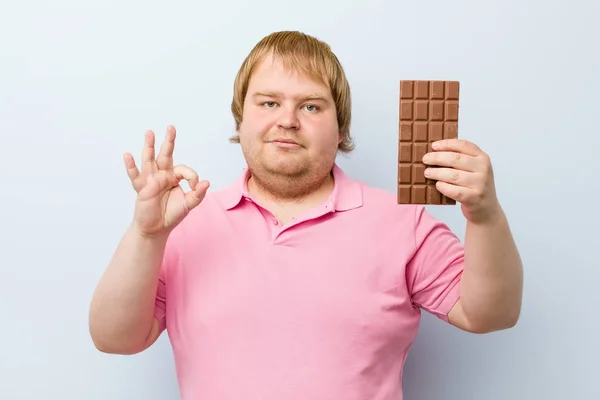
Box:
[304,104,319,112]
[263,101,277,108]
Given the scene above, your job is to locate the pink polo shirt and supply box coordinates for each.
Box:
[153,164,464,400]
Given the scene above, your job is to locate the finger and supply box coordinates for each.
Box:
[123,152,140,182]
[185,180,210,210]
[424,167,472,187]
[137,173,161,201]
[431,139,482,157]
[156,125,176,170]
[435,181,479,204]
[435,181,464,203]
[141,130,157,175]
[422,151,478,172]
[137,170,178,201]
[172,164,199,190]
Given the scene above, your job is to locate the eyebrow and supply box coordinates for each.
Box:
[251,91,330,103]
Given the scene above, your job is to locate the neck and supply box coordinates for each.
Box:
[247,167,335,208]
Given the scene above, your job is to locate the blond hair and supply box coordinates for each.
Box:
[229,31,354,153]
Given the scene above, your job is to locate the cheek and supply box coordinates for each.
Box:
[241,109,274,137]
[305,117,339,144]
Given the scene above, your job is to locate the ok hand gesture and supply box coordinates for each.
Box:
[124,126,210,238]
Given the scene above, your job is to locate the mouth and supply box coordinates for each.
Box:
[269,138,302,148]
[272,138,298,144]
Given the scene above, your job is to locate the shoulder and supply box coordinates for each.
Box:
[358,183,453,235]
[169,185,237,236]
[352,179,422,223]
[344,177,456,237]
[332,175,424,246]
[353,180,463,256]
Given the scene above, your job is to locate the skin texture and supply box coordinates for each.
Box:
[89,50,523,356]
[237,54,523,333]
[89,127,209,354]
[423,139,523,333]
[237,53,343,225]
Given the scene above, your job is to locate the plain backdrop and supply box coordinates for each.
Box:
[1,0,598,399]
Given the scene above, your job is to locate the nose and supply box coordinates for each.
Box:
[276,105,299,130]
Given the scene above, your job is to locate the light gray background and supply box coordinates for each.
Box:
[1,0,598,399]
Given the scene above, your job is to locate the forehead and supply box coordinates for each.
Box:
[247,53,331,97]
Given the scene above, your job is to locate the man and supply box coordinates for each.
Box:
[89,31,523,399]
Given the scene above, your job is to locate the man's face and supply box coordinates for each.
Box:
[238,53,341,179]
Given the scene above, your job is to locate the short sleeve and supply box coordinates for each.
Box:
[406,206,465,322]
[154,231,179,334]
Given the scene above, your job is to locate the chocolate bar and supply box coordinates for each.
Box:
[397,80,460,205]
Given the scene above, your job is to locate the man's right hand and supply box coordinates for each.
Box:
[124,125,210,238]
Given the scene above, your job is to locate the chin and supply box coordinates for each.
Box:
[263,158,309,176]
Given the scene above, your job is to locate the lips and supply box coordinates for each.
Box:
[271,138,301,146]
[273,138,297,144]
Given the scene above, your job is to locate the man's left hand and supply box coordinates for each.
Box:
[422,139,501,224]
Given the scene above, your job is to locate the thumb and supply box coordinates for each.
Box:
[184,180,210,210]
[172,164,199,190]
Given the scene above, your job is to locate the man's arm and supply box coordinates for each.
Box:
[448,205,523,333]
[422,138,523,334]
[88,225,168,354]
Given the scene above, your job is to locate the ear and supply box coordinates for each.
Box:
[338,133,343,144]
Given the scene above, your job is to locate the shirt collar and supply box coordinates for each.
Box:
[221,163,363,212]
